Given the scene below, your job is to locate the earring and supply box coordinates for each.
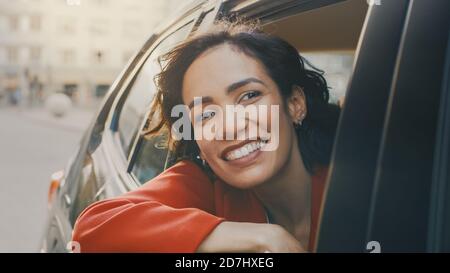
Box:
[294,113,305,128]
[196,155,207,167]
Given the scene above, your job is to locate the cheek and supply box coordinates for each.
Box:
[261,98,294,152]
[196,140,216,161]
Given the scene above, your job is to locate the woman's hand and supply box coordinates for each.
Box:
[196,221,306,253]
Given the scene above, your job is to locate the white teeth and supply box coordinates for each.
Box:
[252,142,257,151]
[241,146,249,156]
[225,140,268,161]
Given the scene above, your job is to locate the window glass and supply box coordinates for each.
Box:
[116,21,194,156]
[131,129,169,183]
[302,52,354,104]
[69,154,103,224]
[260,0,368,107]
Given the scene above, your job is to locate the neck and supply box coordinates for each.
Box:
[253,139,312,248]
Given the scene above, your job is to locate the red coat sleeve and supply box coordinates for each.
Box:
[72,160,225,253]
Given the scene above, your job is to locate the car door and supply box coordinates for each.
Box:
[42,5,208,253]
[40,53,141,253]
[316,0,450,252]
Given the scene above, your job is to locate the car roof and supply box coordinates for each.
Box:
[227,0,368,52]
[153,0,209,35]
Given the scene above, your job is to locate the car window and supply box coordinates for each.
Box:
[116,59,158,155]
[302,52,354,104]
[115,21,195,157]
[118,21,195,184]
[257,0,368,106]
[69,153,101,224]
[130,125,169,184]
[66,83,123,225]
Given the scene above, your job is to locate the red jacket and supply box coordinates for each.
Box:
[72,160,327,252]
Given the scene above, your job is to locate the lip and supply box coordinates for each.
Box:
[221,139,258,159]
[225,147,263,167]
[220,139,266,167]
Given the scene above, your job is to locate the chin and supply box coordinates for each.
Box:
[215,163,274,189]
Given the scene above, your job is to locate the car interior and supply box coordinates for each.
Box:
[261,0,368,102]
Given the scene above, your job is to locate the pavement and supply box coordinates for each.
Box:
[0,105,97,252]
[19,106,96,132]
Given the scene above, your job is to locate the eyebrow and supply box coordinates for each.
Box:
[226,77,265,94]
[188,96,212,109]
[187,77,266,109]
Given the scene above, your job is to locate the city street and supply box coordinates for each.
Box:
[0,106,95,252]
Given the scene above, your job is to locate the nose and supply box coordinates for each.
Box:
[222,107,249,141]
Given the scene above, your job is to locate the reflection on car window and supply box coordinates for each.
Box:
[117,59,159,154]
[116,21,194,156]
[131,129,168,183]
[119,21,195,184]
[69,154,105,225]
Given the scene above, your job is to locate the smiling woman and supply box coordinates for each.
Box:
[72,19,340,253]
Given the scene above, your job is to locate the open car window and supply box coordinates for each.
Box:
[260,0,368,105]
[112,20,195,159]
[125,20,196,184]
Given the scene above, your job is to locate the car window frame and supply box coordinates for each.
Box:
[126,5,222,185]
[101,10,205,191]
[112,20,198,158]
[123,19,198,184]
[224,0,346,23]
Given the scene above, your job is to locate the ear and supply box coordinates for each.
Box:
[287,85,307,123]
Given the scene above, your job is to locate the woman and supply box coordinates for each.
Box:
[72,20,340,253]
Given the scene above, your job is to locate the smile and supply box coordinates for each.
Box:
[224,139,269,161]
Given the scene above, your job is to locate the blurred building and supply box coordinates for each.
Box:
[0,0,179,107]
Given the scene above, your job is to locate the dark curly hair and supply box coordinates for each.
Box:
[144,20,340,175]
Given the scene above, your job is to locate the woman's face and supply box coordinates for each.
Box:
[182,44,305,189]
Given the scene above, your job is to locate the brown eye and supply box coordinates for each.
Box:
[196,110,216,123]
[238,90,261,103]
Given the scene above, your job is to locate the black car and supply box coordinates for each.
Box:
[41,0,450,253]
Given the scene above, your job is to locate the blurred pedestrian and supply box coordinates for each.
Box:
[7,85,21,106]
[29,76,40,107]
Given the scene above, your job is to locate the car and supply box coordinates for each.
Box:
[40,0,450,253]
